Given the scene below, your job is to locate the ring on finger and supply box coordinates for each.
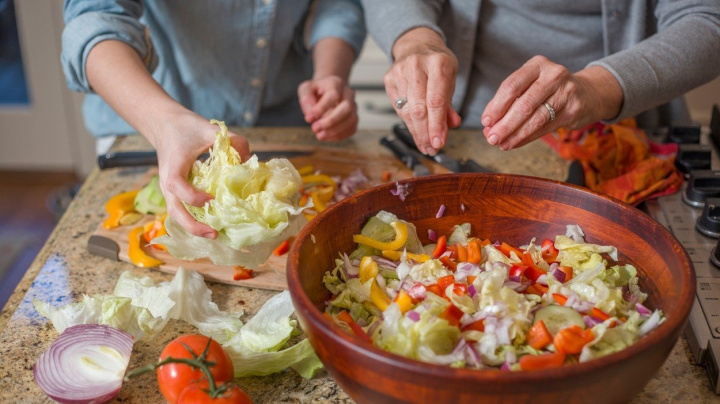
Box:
[395,98,408,110]
[543,102,556,122]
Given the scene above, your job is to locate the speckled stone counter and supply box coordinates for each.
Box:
[0,128,715,403]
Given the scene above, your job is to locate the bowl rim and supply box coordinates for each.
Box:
[287,173,696,382]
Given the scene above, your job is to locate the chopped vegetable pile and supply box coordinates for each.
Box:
[323,211,664,371]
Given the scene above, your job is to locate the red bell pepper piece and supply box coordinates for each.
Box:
[336,310,372,344]
[432,235,448,258]
[273,238,292,256]
[439,255,457,272]
[509,264,527,278]
[437,275,455,292]
[440,304,464,327]
[519,351,566,371]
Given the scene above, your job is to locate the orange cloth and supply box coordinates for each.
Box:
[543,118,683,205]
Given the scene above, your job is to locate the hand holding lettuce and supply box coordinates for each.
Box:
[153,120,309,268]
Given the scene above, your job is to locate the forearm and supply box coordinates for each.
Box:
[312,37,355,82]
[85,39,198,148]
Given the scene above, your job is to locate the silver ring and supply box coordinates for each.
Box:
[395,98,408,110]
[543,102,556,122]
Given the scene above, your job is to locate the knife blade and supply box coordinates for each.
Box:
[97,150,314,170]
[380,135,431,177]
[392,124,492,173]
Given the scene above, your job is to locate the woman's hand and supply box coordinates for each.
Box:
[298,75,358,141]
[151,114,250,239]
[480,56,624,150]
[384,27,462,156]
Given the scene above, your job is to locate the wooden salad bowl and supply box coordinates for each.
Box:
[286,173,695,404]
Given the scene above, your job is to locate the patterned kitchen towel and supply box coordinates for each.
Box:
[543,118,683,206]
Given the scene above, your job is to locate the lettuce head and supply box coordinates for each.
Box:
[154,120,308,268]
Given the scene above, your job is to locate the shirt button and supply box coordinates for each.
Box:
[251,78,262,87]
[244,112,253,122]
[256,38,267,48]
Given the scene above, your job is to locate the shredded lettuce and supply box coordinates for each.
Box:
[34,268,321,379]
[153,120,308,268]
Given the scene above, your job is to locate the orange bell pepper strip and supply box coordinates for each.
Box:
[455,243,468,263]
[526,320,553,349]
[128,226,163,267]
[553,325,595,354]
[273,238,293,256]
[353,221,408,251]
[143,214,168,250]
[467,239,482,264]
[232,266,254,280]
[359,256,391,311]
[519,351,566,371]
[466,275,476,285]
[439,256,457,272]
[432,235,448,258]
[425,284,444,298]
[498,242,523,259]
[591,307,611,321]
[336,310,372,344]
[552,293,568,306]
[392,289,414,314]
[103,189,140,229]
[461,319,485,333]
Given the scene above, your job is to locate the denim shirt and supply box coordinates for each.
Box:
[61,0,366,137]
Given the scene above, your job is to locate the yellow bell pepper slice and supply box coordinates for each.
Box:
[310,190,328,213]
[359,256,391,311]
[296,165,315,176]
[381,250,430,263]
[301,174,337,191]
[128,226,163,267]
[103,189,140,229]
[353,222,408,251]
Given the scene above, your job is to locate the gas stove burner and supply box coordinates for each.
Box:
[676,144,712,175]
[682,170,720,208]
[697,198,720,238]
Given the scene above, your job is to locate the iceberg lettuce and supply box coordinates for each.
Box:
[153,120,308,268]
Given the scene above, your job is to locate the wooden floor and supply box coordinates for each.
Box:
[0,170,80,308]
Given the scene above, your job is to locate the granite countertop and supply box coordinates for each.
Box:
[0,128,715,403]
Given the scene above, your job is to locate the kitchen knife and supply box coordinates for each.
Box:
[392,124,492,173]
[97,150,314,169]
[380,135,431,177]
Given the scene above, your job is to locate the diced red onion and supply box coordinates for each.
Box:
[390,182,412,201]
[551,268,566,283]
[468,284,477,297]
[535,274,548,285]
[34,324,134,404]
[406,310,421,322]
[375,256,399,270]
[635,302,652,316]
[428,229,437,242]
[464,345,482,368]
[508,275,523,283]
[460,203,466,212]
[639,310,662,336]
[583,315,603,328]
[436,204,446,218]
[342,253,359,278]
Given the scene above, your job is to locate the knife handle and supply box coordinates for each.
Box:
[97,151,158,169]
[380,135,424,169]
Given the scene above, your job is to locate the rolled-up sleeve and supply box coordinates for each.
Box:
[61,0,157,93]
[308,0,366,57]
[361,0,444,60]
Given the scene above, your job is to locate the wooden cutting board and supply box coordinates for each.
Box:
[88,144,449,290]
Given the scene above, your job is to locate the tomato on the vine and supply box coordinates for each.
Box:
[178,382,252,404]
[157,335,235,404]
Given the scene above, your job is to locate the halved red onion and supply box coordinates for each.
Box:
[34,324,134,404]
